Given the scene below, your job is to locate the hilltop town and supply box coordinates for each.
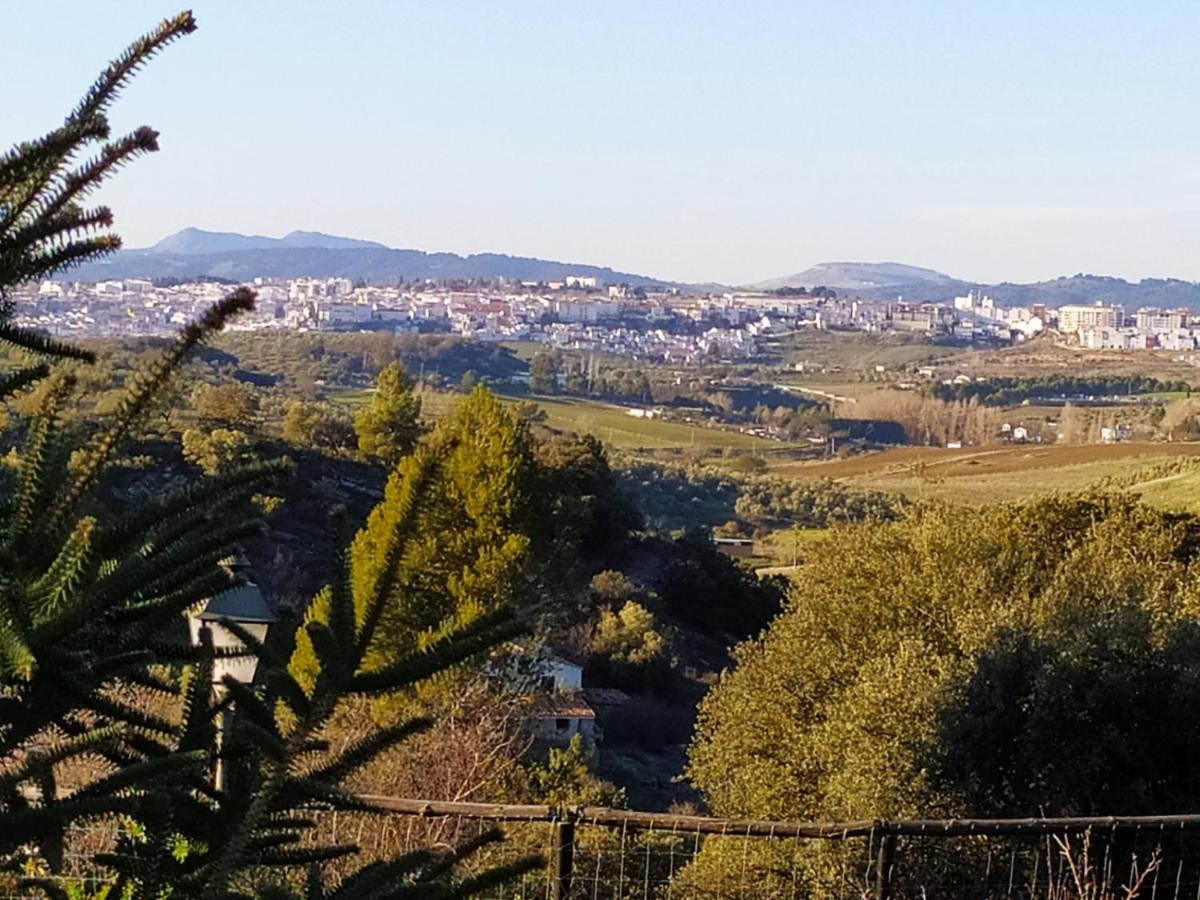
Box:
[13,274,1200,361]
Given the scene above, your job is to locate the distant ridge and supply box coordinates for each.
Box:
[65,231,1200,310]
[749,261,962,293]
[749,261,1200,310]
[69,228,673,287]
[146,228,388,254]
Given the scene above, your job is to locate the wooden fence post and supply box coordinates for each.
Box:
[550,819,575,900]
[875,833,896,900]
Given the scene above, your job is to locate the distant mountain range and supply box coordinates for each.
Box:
[750,261,1200,310]
[64,231,1200,310]
[67,228,671,287]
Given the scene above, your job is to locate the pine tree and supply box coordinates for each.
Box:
[294,387,538,686]
[354,362,424,466]
[1,12,539,898]
[528,351,560,395]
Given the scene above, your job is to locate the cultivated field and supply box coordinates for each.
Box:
[927,337,1200,382]
[766,331,966,372]
[771,441,1200,506]
[1132,468,1200,514]
[516,395,777,450]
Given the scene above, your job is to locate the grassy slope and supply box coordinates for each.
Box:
[766,331,966,371]
[334,388,777,451]
[1133,469,1200,514]
[752,527,830,562]
[771,442,1200,506]
[516,395,775,450]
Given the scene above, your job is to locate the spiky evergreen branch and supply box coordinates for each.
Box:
[2,11,536,898]
[0,11,195,365]
[6,373,75,546]
[0,363,51,400]
[0,324,96,362]
[68,12,197,126]
[0,116,110,209]
[50,287,255,529]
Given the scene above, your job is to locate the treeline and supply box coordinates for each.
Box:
[932,374,1192,406]
[769,285,838,298]
[846,391,1007,446]
[733,476,905,528]
[614,462,905,532]
[212,330,525,389]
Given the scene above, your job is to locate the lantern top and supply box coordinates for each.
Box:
[196,581,274,624]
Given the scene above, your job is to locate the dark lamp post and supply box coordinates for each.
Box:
[187,554,274,791]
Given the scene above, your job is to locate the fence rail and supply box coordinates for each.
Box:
[29,800,1200,899]
[362,795,1200,838]
[359,796,1200,898]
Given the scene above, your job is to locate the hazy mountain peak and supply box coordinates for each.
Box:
[749,261,961,292]
[145,228,280,255]
[277,231,388,250]
[143,228,388,255]
[77,228,671,287]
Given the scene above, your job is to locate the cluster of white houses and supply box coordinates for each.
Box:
[15,277,1200,356]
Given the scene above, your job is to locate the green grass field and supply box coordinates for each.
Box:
[515,395,775,450]
[771,442,1200,507]
[1132,469,1200,514]
[752,528,830,564]
[333,388,777,451]
[1135,390,1194,401]
[330,389,374,407]
[766,331,965,371]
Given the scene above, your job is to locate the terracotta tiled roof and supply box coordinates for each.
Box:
[533,694,595,719]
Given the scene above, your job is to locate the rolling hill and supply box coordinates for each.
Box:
[750,261,966,294]
[67,228,673,286]
[66,230,1200,309]
[750,262,1200,309]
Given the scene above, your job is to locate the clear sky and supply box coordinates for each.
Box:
[3,2,1198,286]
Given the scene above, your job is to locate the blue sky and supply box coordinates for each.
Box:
[3,2,1198,285]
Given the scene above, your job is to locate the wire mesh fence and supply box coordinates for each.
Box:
[13,802,1200,898]
[343,800,1200,899]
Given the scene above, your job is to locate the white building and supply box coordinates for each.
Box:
[529,696,597,743]
[1058,302,1123,334]
[1135,308,1188,332]
[554,300,619,323]
[1079,327,1152,350]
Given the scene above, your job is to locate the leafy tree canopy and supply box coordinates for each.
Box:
[292,388,639,694]
[689,496,1200,823]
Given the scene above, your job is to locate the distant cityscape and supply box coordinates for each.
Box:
[12,274,1199,361]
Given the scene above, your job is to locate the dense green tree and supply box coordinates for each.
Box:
[190,380,258,428]
[684,496,1200,895]
[293,390,640,686]
[282,398,355,453]
[659,530,785,641]
[591,600,664,665]
[528,349,560,394]
[354,361,423,465]
[181,425,257,475]
[531,433,641,570]
[292,387,539,684]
